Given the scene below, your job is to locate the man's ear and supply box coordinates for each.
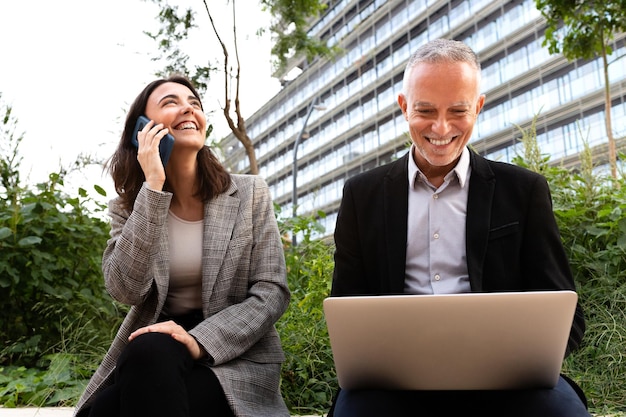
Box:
[475,94,486,116]
[398,93,408,120]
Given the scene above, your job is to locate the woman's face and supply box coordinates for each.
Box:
[144,82,206,151]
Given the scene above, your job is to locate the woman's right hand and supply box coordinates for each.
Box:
[136,119,169,191]
[129,321,207,360]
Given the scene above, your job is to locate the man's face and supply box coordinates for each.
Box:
[398,61,485,175]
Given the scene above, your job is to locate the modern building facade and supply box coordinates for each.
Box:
[221,0,626,239]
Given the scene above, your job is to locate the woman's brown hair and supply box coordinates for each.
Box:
[106,75,231,211]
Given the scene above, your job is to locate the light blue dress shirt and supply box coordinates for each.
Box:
[405,146,472,295]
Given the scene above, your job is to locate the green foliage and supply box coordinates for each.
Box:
[554,162,626,412]
[1,353,91,408]
[275,206,337,414]
[513,119,626,412]
[536,0,626,61]
[536,0,625,180]
[146,0,337,86]
[0,172,117,367]
[0,98,123,370]
[145,1,216,95]
[261,0,339,73]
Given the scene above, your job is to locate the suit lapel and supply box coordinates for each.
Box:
[201,181,239,308]
[384,154,410,294]
[466,150,495,292]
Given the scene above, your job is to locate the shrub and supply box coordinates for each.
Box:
[276,207,337,414]
[553,161,626,412]
[0,98,123,371]
[513,120,626,412]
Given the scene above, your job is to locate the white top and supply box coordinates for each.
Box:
[164,210,203,316]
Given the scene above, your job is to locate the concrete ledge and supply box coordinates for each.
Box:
[0,409,323,417]
[0,410,74,417]
[0,409,620,417]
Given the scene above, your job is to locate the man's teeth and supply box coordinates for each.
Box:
[429,137,453,146]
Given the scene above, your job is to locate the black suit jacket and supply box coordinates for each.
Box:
[331,149,585,354]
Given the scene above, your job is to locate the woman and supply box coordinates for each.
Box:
[74,75,291,417]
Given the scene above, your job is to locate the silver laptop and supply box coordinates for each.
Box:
[323,290,577,391]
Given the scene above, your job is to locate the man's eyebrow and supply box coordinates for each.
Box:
[413,101,435,107]
[412,101,471,108]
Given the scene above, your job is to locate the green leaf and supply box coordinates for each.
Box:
[94,184,107,197]
[0,227,12,240]
[17,236,42,247]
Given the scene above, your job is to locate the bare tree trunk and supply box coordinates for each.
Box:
[601,41,617,180]
[203,0,259,175]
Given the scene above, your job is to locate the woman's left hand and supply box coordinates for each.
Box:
[129,321,207,360]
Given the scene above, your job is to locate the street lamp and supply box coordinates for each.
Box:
[292,97,326,245]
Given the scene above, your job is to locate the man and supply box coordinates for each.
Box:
[328,38,589,416]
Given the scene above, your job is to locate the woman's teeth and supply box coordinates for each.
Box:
[176,122,197,130]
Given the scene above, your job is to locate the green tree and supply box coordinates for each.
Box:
[145,3,215,94]
[260,0,336,73]
[536,0,626,180]
[146,0,336,174]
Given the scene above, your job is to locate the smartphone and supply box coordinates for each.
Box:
[131,115,175,167]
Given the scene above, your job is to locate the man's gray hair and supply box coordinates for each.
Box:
[402,38,481,95]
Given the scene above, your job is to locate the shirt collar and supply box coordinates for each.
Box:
[408,145,471,189]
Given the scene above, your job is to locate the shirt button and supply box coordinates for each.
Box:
[433,194,439,199]
[434,274,441,281]
[433,233,439,239]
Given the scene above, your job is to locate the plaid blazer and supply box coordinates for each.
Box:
[74,175,290,417]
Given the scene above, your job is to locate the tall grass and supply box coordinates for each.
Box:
[514,120,626,413]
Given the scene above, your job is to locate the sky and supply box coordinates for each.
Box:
[0,0,281,201]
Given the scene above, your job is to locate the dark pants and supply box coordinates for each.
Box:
[84,332,234,417]
[331,376,591,417]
